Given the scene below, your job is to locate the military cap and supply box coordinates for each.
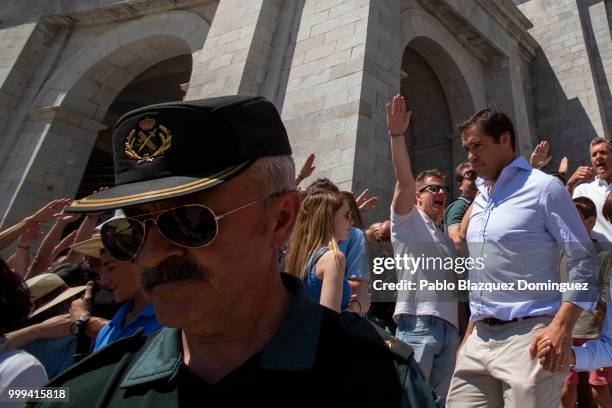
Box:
[68,95,292,212]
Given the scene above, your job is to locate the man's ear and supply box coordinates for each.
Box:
[586,216,596,232]
[500,131,512,148]
[269,191,300,249]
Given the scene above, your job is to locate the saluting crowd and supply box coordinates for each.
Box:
[1,94,612,407]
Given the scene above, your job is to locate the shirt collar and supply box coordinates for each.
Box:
[595,176,610,187]
[120,273,322,388]
[108,301,156,328]
[475,156,530,194]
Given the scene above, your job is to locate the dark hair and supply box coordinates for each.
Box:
[304,178,340,196]
[49,262,96,287]
[341,191,363,229]
[550,172,567,186]
[459,108,516,151]
[415,169,446,191]
[604,192,612,223]
[573,196,597,220]
[0,259,32,334]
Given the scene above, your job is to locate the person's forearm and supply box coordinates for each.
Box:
[5,324,43,349]
[0,217,33,251]
[28,221,67,277]
[64,215,96,263]
[85,317,108,339]
[551,302,581,331]
[14,247,30,279]
[390,136,415,189]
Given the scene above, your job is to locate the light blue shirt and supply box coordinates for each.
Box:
[338,227,369,281]
[466,156,599,321]
[94,301,161,351]
[574,279,612,371]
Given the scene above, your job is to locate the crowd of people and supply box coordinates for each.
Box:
[0,93,611,407]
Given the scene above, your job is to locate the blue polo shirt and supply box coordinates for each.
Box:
[93,301,161,351]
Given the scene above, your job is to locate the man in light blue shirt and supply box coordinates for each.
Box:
[446,108,599,408]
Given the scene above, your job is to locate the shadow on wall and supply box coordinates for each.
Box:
[531,47,599,175]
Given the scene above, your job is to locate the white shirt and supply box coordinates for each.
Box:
[573,178,612,242]
[0,349,48,407]
[467,156,599,321]
[391,206,459,328]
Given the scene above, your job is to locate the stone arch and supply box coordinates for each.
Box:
[34,10,209,120]
[399,8,483,193]
[400,8,485,115]
[0,11,210,227]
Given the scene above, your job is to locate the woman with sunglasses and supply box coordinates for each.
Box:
[286,190,360,313]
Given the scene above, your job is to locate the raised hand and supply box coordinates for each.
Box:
[29,199,72,224]
[70,281,94,321]
[558,157,568,175]
[18,223,41,247]
[530,141,552,169]
[567,166,594,192]
[298,154,316,181]
[355,189,379,213]
[386,95,412,137]
[55,211,81,225]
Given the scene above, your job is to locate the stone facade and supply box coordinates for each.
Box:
[0,0,608,233]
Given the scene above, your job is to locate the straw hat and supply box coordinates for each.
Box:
[26,273,86,317]
[70,235,104,259]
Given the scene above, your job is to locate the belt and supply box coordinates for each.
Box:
[480,315,538,326]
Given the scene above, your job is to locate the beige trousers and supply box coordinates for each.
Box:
[446,316,567,408]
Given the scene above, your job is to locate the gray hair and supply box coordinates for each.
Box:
[248,155,296,195]
[590,137,612,151]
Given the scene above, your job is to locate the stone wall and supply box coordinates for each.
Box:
[517,0,609,171]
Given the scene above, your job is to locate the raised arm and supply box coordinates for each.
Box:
[27,211,80,278]
[387,95,414,215]
[0,198,70,251]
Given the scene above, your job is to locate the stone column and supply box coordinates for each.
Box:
[185,0,284,99]
[282,0,400,222]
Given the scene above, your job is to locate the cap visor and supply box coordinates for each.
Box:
[68,161,252,212]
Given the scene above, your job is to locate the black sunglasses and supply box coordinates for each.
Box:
[100,192,284,261]
[418,184,450,194]
[456,170,476,182]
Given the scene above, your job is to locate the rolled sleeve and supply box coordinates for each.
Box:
[540,179,599,309]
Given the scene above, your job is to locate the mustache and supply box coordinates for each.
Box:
[140,257,209,291]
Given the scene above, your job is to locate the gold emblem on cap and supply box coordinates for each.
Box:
[124,117,172,164]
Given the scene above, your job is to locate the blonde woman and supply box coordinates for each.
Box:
[286,190,359,313]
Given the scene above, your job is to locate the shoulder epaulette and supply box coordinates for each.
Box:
[336,312,414,362]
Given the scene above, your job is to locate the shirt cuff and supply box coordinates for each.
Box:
[568,301,597,311]
[572,346,589,371]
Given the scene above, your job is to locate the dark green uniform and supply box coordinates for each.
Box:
[30,274,438,407]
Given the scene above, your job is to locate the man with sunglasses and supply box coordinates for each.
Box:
[443,163,477,249]
[31,96,437,407]
[387,94,460,404]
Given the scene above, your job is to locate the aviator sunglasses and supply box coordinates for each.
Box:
[100,192,284,261]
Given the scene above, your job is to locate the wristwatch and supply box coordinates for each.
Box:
[70,314,91,336]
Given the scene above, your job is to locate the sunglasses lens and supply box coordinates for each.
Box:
[101,218,144,261]
[157,205,218,247]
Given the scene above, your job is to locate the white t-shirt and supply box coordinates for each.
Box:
[391,206,459,328]
[573,178,612,243]
[0,349,48,408]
